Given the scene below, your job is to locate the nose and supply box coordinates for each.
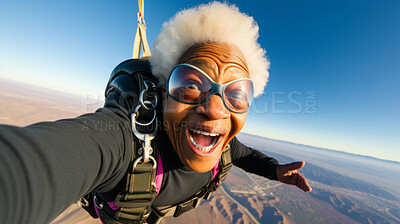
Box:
[195,95,231,120]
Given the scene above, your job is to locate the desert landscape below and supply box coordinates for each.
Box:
[1,79,399,224]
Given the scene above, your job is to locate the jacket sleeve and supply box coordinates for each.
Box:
[229,136,279,180]
[0,104,133,224]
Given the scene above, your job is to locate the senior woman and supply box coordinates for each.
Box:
[0,2,311,224]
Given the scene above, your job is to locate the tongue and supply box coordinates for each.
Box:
[192,133,214,147]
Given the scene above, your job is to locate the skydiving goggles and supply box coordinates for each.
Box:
[166,64,254,113]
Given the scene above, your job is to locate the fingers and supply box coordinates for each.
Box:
[277,161,312,192]
[276,161,305,181]
[279,161,312,192]
[296,173,312,192]
[283,161,305,172]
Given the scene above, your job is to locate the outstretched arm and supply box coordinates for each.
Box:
[230,137,312,192]
[0,105,133,224]
[230,137,279,180]
[0,59,150,224]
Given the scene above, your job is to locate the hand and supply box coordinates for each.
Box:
[276,161,312,192]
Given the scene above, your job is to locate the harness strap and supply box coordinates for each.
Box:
[215,144,233,185]
[95,136,160,224]
[203,144,232,200]
[115,138,159,222]
[147,144,233,223]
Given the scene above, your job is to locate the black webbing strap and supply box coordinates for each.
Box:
[95,138,159,224]
[112,137,159,223]
[217,144,233,184]
[204,144,232,200]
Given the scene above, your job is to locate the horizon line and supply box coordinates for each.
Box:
[239,132,400,164]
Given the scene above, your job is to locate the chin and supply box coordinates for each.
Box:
[184,156,220,173]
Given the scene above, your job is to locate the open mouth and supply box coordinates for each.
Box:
[188,129,221,153]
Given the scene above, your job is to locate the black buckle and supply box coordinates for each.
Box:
[114,192,156,208]
[204,191,212,200]
[173,197,201,217]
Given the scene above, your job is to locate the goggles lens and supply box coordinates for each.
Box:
[167,64,253,113]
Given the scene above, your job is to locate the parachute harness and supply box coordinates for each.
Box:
[77,0,234,222]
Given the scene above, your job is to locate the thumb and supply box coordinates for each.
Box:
[283,161,305,171]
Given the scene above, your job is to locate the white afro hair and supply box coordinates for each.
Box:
[150,1,270,97]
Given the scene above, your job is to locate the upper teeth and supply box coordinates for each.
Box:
[191,129,220,137]
[189,129,220,152]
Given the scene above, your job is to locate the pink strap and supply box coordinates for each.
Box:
[155,153,163,196]
[212,159,220,180]
[107,201,119,211]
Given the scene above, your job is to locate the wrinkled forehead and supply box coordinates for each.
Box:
[177,43,250,78]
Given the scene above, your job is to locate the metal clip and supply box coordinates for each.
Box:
[77,197,89,207]
[130,80,158,166]
[139,81,158,110]
[131,113,157,141]
[142,134,151,162]
[94,195,103,209]
[133,155,157,169]
[133,104,157,126]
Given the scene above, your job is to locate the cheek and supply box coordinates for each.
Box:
[163,97,193,146]
[227,113,247,141]
[232,113,247,134]
[163,98,192,125]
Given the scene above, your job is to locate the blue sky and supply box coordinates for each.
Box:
[0,0,399,162]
